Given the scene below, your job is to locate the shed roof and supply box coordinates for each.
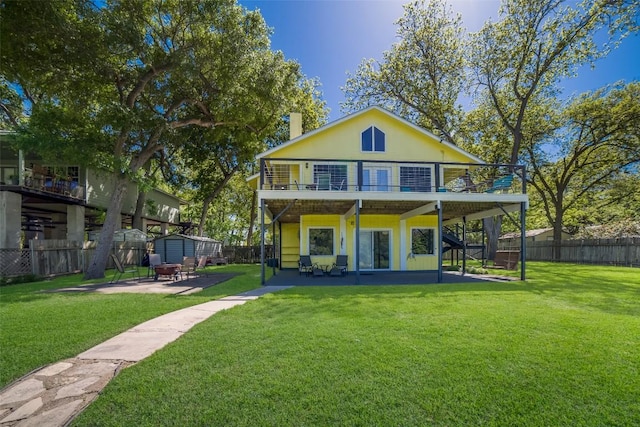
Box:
[153,233,221,243]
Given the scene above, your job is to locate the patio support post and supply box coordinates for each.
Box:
[462,216,467,276]
[260,198,265,286]
[355,199,360,284]
[520,201,526,281]
[272,221,277,276]
[437,203,443,283]
[259,158,265,190]
[18,149,25,185]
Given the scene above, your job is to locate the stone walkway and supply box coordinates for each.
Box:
[0,286,291,426]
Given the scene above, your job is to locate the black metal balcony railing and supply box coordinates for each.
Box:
[260,159,526,195]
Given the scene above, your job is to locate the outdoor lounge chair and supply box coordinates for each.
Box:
[195,255,209,277]
[485,174,514,193]
[316,173,331,191]
[332,179,345,191]
[181,256,197,280]
[110,254,140,284]
[298,255,316,276]
[147,253,162,278]
[330,255,348,276]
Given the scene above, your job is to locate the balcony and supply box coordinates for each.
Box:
[260,158,526,196]
[0,167,85,200]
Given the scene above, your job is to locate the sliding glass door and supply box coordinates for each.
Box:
[358,230,390,270]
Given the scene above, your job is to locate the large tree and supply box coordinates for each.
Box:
[174,77,328,238]
[342,0,465,143]
[525,82,640,257]
[1,0,306,278]
[340,0,638,258]
[468,0,638,165]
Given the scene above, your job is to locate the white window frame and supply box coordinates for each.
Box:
[361,126,386,153]
[410,227,436,256]
[399,163,435,192]
[308,227,336,256]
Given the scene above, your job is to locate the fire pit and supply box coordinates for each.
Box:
[153,263,182,281]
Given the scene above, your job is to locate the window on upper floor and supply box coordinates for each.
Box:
[400,166,432,192]
[313,164,347,190]
[361,126,385,152]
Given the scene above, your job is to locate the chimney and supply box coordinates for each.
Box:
[289,112,302,140]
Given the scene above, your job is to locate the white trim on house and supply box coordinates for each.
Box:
[410,226,438,257]
[400,219,407,270]
[355,227,394,271]
[308,226,338,257]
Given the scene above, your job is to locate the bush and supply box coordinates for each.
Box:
[0,274,43,287]
[467,266,488,275]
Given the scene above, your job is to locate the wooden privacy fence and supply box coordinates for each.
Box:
[221,245,274,264]
[524,238,640,267]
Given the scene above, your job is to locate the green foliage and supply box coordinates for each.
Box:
[527,82,640,237]
[341,0,639,244]
[342,0,465,143]
[74,262,640,426]
[2,0,321,277]
[0,274,42,287]
[466,266,488,275]
[468,0,637,164]
[0,264,266,388]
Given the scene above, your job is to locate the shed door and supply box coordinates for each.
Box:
[165,240,183,264]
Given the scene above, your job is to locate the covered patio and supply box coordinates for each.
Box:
[265,268,517,286]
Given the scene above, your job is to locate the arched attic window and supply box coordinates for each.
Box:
[361,126,385,152]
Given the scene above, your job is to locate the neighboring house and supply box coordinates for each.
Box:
[0,133,182,249]
[248,107,529,283]
[499,228,570,248]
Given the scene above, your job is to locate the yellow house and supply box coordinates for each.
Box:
[249,106,529,283]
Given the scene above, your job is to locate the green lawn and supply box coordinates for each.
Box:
[68,262,639,426]
[0,264,265,387]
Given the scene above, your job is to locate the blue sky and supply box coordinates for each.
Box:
[240,0,639,122]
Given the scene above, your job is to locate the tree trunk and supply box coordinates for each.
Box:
[132,190,146,231]
[484,215,503,260]
[84,175,129,279]
[197,169,238,236]
[198,193,215,237]
[552,215,564,261]
[246,190,257,246]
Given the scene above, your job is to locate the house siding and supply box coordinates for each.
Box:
[281,223,300,269]
[300,215,341,266]
[272,109,473,164]
[288,213,440,272]
[86,169,179,223]
[255,107,528,278]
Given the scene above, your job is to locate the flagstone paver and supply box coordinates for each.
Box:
[0,285,291,426]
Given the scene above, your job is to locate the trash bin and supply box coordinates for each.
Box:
[266,258,279,268]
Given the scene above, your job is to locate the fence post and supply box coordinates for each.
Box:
[30,244,36,276]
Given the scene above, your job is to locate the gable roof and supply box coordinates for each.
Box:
[256,106,485,164]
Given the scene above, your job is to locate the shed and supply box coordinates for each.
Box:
[153,234,222,264]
